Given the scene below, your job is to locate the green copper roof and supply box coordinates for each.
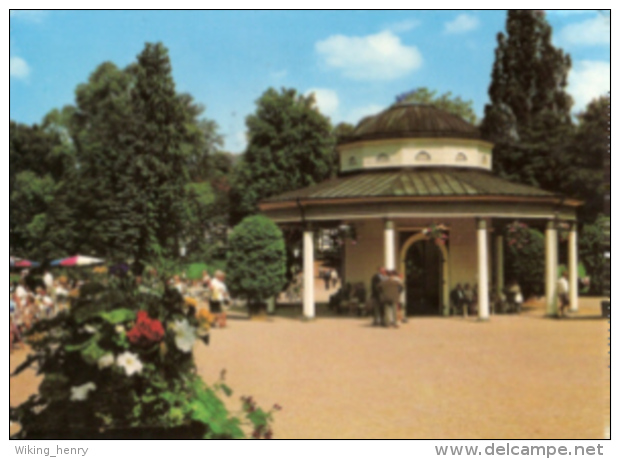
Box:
[263,168,560,202]
[339,104,482,144]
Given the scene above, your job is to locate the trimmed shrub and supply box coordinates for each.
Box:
[226,216,286,311]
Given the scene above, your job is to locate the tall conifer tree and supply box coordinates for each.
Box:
[481,10,574,189]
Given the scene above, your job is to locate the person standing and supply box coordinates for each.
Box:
[323,269,331,291]
[379,270,402,328]
[210,270,230,328]
[202,270,211,289]
[557,271,570,318]
[463,283,474,316]
[370,267,387,326]
[331,269,339,289]
[43,270,54,292]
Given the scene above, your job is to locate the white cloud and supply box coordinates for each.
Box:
[444,14,480,34]
[306,88,340,117]
[558,15,610,46]
[10,56,30,79]
[569,60,610,112]
[315,30,422,81]
[345,104,385,125]
[10,10,48,23]
[385,19,421,34]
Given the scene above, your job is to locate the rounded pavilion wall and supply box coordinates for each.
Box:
[343,219,384,294]
[339,138,493,173]
[342,217,492,297]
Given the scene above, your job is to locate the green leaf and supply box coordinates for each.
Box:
[220,383,233,397]
[80,341,106,365]
[99,309,136,324]
[64,335,98,353]
[247,408,270,428]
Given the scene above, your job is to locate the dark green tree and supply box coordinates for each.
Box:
[9,121,72,259]
[395,88,478,124]
[226,215,287,314]
[578,215,609,295]
[505,228,545,299]
[62,44,205,267]
[229,88,335,224]
[481,10,574,188]
[563,97,608,224]
[66,61,137,261]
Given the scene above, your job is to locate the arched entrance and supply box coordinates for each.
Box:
[400,233,449,316]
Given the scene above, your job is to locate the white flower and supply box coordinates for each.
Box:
[115,325,126,335]
[70,382,97,402]
[83,325,97,334]
[116,351,143,376]
[172,319,197,353]
[97,353,115,370]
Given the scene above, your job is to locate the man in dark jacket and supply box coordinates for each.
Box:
[370,267,387,326]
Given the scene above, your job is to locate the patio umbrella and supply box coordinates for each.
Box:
[50,255,105,267]
[10,258,41,268]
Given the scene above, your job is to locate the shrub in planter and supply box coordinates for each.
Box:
[11,273,279,439]
[226,215,286,315]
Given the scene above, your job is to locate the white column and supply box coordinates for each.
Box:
[569,222,579,312]
[495,234,504,297]
[545,221,558,316]
[384,220,396,271]
[303,227,315,320]
[477,219,490,321]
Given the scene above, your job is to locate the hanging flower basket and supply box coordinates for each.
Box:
[505,221,530,250]
[336,224,358,246]
[422,224,449,245]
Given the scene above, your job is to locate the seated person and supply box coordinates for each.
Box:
[450,284,465,314]
[463,284,474,315]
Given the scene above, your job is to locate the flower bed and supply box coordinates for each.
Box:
[11,272,278,439]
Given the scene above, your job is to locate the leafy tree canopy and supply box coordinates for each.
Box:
[229,88,335,224]
[10,43,223,267]
[395,88,478,124]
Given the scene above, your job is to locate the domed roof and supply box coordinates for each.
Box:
[340,103,482,144]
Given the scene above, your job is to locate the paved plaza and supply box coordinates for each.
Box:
[10,298,609,439]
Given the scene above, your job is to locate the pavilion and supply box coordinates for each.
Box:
[259,103,582,321]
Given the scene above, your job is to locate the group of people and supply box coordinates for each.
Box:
[449,283,479,316]
[171,270,230,328]
[451,281,524,316]
[10,270,75,352]
[319,268,339,291]
[370,267,405,329]
[10,267,232,353]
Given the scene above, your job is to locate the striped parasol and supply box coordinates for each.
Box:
[10,258,41,268]
[50,255,105,267]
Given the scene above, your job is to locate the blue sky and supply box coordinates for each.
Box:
[10,10,610,153]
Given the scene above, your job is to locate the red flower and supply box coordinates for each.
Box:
[127,311,165,346]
